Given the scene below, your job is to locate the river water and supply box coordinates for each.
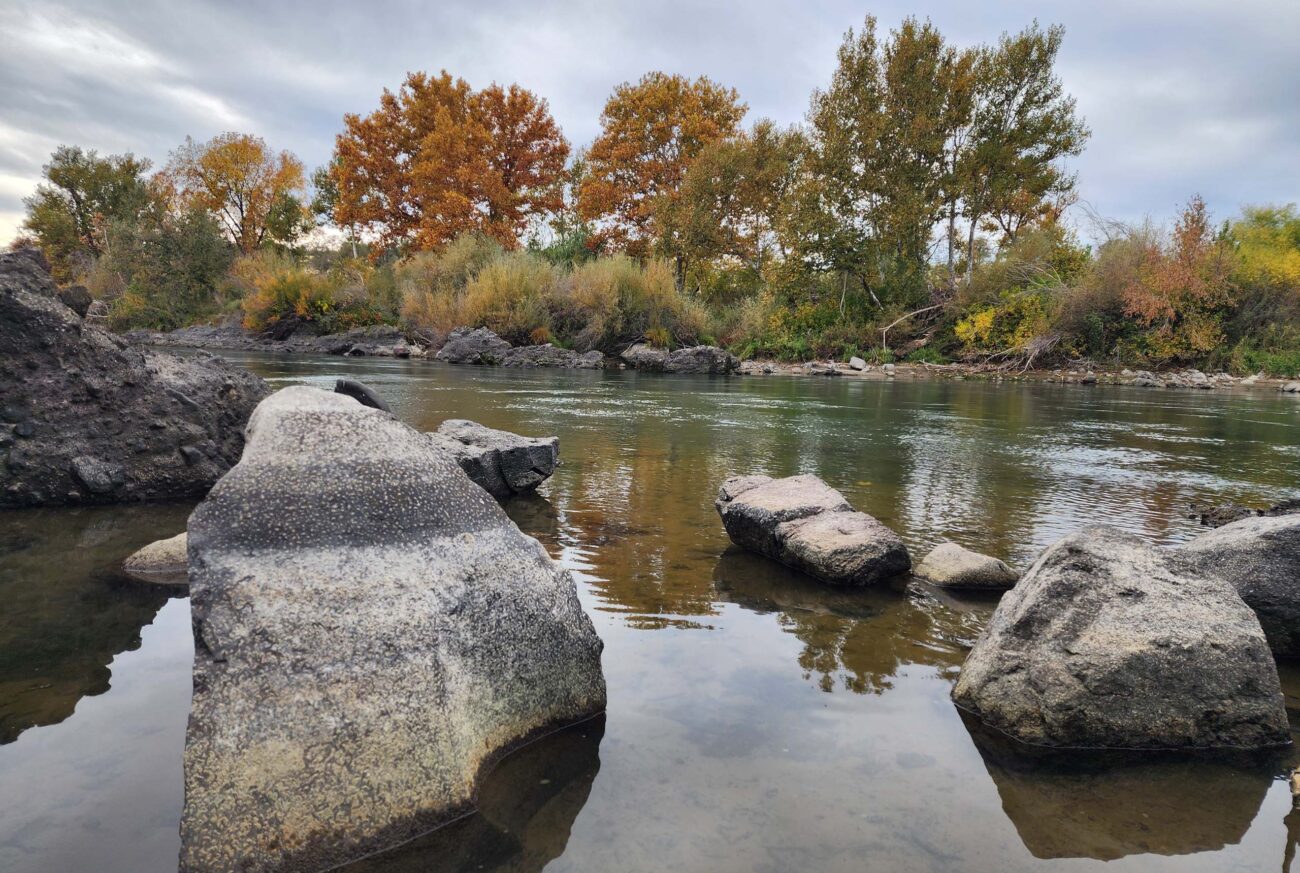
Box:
[3,355,1300,873]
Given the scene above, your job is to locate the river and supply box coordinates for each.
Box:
[3,354,1300,872]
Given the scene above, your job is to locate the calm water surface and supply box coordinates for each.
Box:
[3,355,1300,873]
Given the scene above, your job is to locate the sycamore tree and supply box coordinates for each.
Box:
[578,71,746,288]
[163,132,308,254]
[22,146,152,281]
[331,71,568,254]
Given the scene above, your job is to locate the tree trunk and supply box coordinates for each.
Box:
[674,254,686,294]
[946,203,957,287]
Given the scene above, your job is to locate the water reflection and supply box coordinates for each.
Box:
[0,504,190,743]
[713,549,990,694]
[339,716,604,872]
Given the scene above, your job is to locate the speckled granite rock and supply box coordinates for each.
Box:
[714,474,910,586]
[953,526,1288,751]
[428,419,559,499]
[180,386,605,873]
[914,542,1018,590]
[122,531,188,586]
[434,326,511,364]
[0,249,267,508]
[1180,514,1300,656]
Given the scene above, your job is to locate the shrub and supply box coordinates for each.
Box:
[398,234,504,331]
[460,251,558,344]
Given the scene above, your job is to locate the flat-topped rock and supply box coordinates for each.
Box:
[429,419,559,499]
[122,531,188,586]
[715,474,910,586]
[180,386,605,873]
[1180,514,1300,657]
[953,526,1288,751]
[915,542,1018,590]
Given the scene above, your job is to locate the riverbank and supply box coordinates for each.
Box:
[124,322,1300,393]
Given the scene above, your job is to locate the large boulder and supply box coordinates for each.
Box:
[501,344,605,369]
[1180,514,1300,656]
[429,419,559,499]
[0,250,268,507]
[180,386,605,873]
[620,343,739,374]
[435,326,511,364]
[122,531,188,586]
[914,542,1018,590]
[714,474,910,586]
[310,324,411,357]
[952,526,1288,751]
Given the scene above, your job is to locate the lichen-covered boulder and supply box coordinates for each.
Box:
[953,526,1288,751]
[1180,514,1300,656]
[122,531,188,586]
[914,542,1018,590]
[429,419,559,499]
[180,386,605,873]
[0,249,267,507]
[434,326,511,364]
[714,474,910,586]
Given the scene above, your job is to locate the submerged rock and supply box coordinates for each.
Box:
[0,250,267,508]
[714,474,910,586]
[953,526,1288,751]
[435,326,511,364]
[914,542,1018,590]
[1180,514,1300,657]
[122,532,189,586]
[1190,496,1300,528]
[429,419,559,499]
[181,386,605,873]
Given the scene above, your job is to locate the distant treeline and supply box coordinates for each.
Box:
[13,16,1300,374]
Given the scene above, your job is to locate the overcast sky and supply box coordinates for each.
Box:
[2,0,1297,245]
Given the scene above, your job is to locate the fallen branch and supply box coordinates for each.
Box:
[880,303,945,351]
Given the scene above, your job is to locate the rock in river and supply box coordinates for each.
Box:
[0,248,267,508]
[1180,514,1300,657]
[429,419,559,499]
[434,326,511,364]
[620,343,739,374]
[952,526,1288,751]
[122,531,188,586]
[181,386,605,873]
[914,542,1018,590]
[714,473,911,586]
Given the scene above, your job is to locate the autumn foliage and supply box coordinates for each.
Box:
[331,71,568,253]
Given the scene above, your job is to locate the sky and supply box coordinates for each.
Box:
[1,0,1297,245]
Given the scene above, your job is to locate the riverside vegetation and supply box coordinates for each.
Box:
[12,17,1300,376]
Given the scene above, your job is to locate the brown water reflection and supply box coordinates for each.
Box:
[4,354,1300,873]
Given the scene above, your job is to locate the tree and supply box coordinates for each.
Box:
[163,132,307,254]
[22,146,151,281]
[960,23,1089,279]
[331,71,568,254]
[578,71,746,286]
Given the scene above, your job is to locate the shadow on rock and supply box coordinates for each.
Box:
[0,503,190,743]
[712,547,990,694]
[960,710,1276,861]
[338,716,604,873]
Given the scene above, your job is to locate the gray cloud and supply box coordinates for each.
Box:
[2,0,1297,244]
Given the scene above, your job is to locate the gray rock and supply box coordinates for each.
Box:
[619,343,669,371]
[1180,514,1300,657]
[501,344,605,369]
[310,324,410,357]
[0,250,268,508]
[914,542,1018,590]
[621,343,738,374]
[714,474,910,586]
[1190,496,1300,528]
[1282,381,1300,393]
[57,284,92,318]
[1131,371,1163,388]
[953,526,1288,751]
[181,386,605,873]
[848,356,867,371]
[435,326,512,364]
[334,378,390,413]
[122,531,188,586]
[429,419,559,499]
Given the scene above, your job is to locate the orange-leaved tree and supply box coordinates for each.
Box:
[331,71,568,254]
[1122,195,1236,362]
[577,72,746,283]
[163,132,307,254]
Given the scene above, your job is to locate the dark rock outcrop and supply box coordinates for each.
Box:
[913,542,1018,590]
[715,474,911,586]
[501,344,604,369]
[621,343,739,374]
[0,250,268,508]
[180,386,605,873]
[334,378,391,413]
[952,526,1288,751]
[429,419,559,499]
[435,326,512,365]
[129,322,416,357]
[1180,514,1300,657]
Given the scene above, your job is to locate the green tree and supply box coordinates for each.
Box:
[22,146,151,281]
